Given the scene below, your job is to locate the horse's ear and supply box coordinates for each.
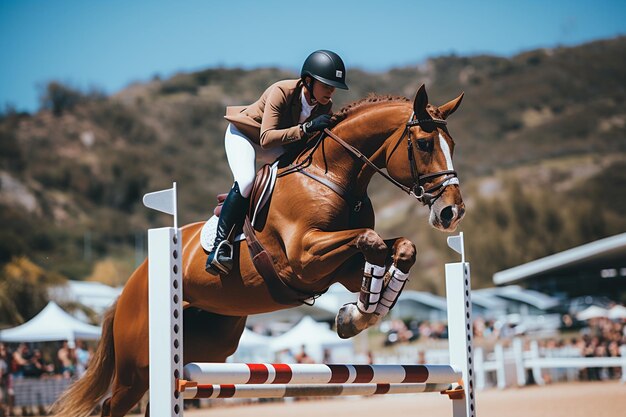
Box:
[439,92,464,119]
[413,84,429,119]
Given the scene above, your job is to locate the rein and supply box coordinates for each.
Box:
[279,112,458,211]
[322,113,458,208]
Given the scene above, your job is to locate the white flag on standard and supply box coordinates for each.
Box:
[447,232,465,262]
[143,182,178,229]
[143,186,176,215]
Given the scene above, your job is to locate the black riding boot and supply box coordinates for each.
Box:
[205,182,249,275]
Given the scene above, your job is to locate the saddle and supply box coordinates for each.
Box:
[213,162,278,229]
[201,162,278,252]
[200,162,313,306]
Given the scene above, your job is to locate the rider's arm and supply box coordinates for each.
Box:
[259,85,305,149]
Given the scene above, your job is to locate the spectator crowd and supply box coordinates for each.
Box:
[0,340,93,415]
[382,315,625,383]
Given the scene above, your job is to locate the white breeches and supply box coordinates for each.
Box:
[224,123,284,198]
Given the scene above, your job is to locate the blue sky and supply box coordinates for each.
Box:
[1,0,625,112]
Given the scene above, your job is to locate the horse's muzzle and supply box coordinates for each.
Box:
[432,202,465,231]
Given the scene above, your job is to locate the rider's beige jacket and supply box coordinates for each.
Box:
[224,79,332,148]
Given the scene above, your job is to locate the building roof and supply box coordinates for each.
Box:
[493,233,626,285]
[397,290,448,311]
[49,281,122,314]
[470,291,508,311]
[474,286,560,311]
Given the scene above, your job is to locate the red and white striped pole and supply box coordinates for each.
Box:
[178,381,454,399]
[182,363,460,385]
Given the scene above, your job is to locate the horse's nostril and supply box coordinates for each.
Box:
[441,206,455,223]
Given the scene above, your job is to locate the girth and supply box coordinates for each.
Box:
[242,216,324,306]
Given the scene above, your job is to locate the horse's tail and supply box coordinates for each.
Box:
[50,300,117,417]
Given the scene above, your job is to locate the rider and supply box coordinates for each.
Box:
[206,50,349,275]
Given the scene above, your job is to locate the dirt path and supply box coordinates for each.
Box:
[169,381,624,417]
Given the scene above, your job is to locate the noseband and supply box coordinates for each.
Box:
[322,112,458,208]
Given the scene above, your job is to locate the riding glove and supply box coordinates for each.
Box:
[302,114,332,134]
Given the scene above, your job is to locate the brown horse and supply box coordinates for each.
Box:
[52,84,465,417]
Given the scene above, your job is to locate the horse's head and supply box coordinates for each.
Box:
[386,84,465,232]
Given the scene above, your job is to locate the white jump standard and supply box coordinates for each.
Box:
[143,185,477,417]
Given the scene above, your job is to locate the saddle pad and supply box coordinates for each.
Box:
[200,162,278,252]
[200,215,245,252]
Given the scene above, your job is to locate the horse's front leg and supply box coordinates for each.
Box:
[294,230,416,339]
[336,237,416,338]
[295,228,388,282]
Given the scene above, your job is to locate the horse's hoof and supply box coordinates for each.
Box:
[335,304,363,339]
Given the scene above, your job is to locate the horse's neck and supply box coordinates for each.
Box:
[312,104,410,196]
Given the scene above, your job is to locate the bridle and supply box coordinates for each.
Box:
[321,112,458,208]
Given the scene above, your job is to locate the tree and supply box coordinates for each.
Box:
[0,257,66,325]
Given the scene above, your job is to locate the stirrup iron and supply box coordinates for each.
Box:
[209,240,234,274]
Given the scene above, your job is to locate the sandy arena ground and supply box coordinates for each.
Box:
[159,381,625,417]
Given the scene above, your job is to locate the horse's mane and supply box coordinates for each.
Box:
[282,94,409,167]
[331,94,410,126]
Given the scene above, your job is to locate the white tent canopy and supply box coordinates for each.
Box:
[49,281,122,314]
[230,328,273,363]
[238,328,271,346]
[576,305,609,321]
[608,305,626,319]
[269,316,353,363]
[0,301,101,345]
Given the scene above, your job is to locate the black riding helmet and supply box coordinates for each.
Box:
[301,50,349,97]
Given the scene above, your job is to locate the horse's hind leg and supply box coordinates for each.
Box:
[101,259,151,417]
[104,310,245,417]
[102,373,149,417]
[183,308,247,363]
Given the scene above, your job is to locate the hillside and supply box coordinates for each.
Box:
[1,37,625,320]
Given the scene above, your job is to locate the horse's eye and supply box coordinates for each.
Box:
[416,139,433,152]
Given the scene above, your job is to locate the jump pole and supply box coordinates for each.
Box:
[143,185,476,417]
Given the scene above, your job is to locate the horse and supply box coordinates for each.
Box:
[52,84,465,417]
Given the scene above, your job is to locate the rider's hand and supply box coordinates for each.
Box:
[302,114,332,135]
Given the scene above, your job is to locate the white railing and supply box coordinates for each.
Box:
[475,339,626,389]
[375,338,626,390]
